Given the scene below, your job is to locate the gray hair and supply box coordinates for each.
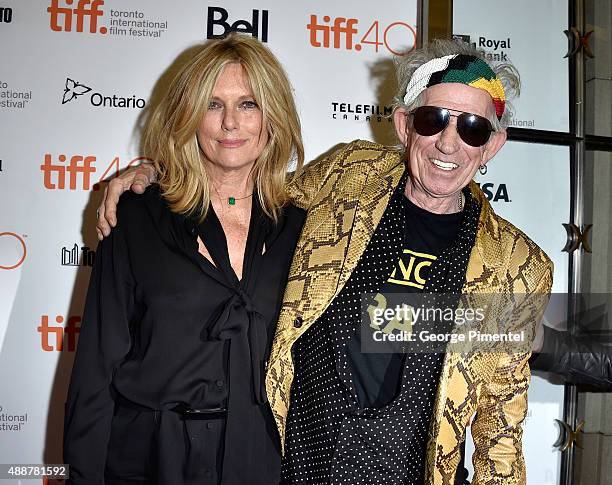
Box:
[392,39,520,131]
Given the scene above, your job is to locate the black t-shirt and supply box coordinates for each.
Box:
[347,194,463,408]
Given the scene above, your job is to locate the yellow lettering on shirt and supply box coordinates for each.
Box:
[387,249,437,289]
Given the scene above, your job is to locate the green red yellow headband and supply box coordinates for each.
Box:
[403,54,506,119]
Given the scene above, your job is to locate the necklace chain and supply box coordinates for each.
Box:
[212,183,252,206]
[211,184,251,229]
[228,193,253,205]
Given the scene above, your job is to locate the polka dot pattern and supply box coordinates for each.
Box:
[281,176,480,485]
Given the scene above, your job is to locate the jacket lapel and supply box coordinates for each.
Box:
[273,153,405,348]
[336,162,405,291]
[265,143,403,451]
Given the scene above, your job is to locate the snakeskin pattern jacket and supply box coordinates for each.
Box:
[264,139,553,485]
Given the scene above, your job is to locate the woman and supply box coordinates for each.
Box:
[64,34,305,485]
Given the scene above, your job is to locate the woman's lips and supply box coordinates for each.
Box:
[218,139,247,148]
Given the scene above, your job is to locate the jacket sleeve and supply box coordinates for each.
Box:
[63,222,135,484]
[470,270,552,485]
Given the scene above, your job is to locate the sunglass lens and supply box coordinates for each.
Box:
[457,113,492,147]
[413,106,447,136]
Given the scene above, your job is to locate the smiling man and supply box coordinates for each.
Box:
[96,39,552,485]
[270,42,551,485]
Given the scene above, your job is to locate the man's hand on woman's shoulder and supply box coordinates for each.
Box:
[96,163,156,240]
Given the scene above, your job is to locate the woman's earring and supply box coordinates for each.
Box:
[478,164,487,175]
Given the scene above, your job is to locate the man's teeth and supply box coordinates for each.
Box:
[431,159,458,171]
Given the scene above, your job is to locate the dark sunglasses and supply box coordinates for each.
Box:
[409,105,494,147]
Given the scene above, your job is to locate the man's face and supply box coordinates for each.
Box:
[393,83,507,211]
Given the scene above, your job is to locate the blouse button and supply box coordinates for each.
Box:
[293,316,303,328]
[215,379,224,388]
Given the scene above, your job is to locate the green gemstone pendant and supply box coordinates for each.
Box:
[228,197,236,205]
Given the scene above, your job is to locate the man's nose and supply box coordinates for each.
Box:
[434,117,461,154]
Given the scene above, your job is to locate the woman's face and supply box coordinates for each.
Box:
[197,63,268,174]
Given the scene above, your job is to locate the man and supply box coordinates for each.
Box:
[97,39,552,484]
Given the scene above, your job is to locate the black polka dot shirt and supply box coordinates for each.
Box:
[281,174,480,485]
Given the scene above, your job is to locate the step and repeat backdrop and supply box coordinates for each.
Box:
[1,1,568,483]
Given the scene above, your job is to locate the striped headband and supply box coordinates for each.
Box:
[403,54,506,119]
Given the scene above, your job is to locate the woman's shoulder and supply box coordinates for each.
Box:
[115,184,168,226]
[283,202,306,219]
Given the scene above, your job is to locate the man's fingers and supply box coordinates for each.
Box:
[96,187,112,238]
[131,164,156,193]
[94,163,155,239]
[104,178,124,228]
[132,172,150,194]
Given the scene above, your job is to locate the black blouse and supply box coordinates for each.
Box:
[64,185,305,485]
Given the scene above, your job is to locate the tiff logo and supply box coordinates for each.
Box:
[307,15,358,49]
[48,0,107,34]
[38,315,81,351]
[41,154,152,191]
[61,243,95,267]
[207,6,268,42]
[41,154,96,190]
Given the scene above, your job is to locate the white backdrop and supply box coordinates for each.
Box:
[0,1,569,484]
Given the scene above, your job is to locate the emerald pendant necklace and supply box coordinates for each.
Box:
[227,194,253,205]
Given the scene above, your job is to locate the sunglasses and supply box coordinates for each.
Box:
[409,106,494,147]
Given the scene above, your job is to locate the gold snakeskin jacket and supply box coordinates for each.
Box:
[264,139,553,485]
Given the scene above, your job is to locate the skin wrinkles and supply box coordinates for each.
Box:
[393,83,507,215]
[197,62,268,187]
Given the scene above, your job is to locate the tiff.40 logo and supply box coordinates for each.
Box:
[307,14,416,55]
[48,0,107,34]
[41,154,150,190]
[38,315,80,352]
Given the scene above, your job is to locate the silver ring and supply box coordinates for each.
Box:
[96,208,100,218]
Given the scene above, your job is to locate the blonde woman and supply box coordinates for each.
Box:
[64,34,305,485]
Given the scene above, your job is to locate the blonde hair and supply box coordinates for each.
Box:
[143,34,304,221]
